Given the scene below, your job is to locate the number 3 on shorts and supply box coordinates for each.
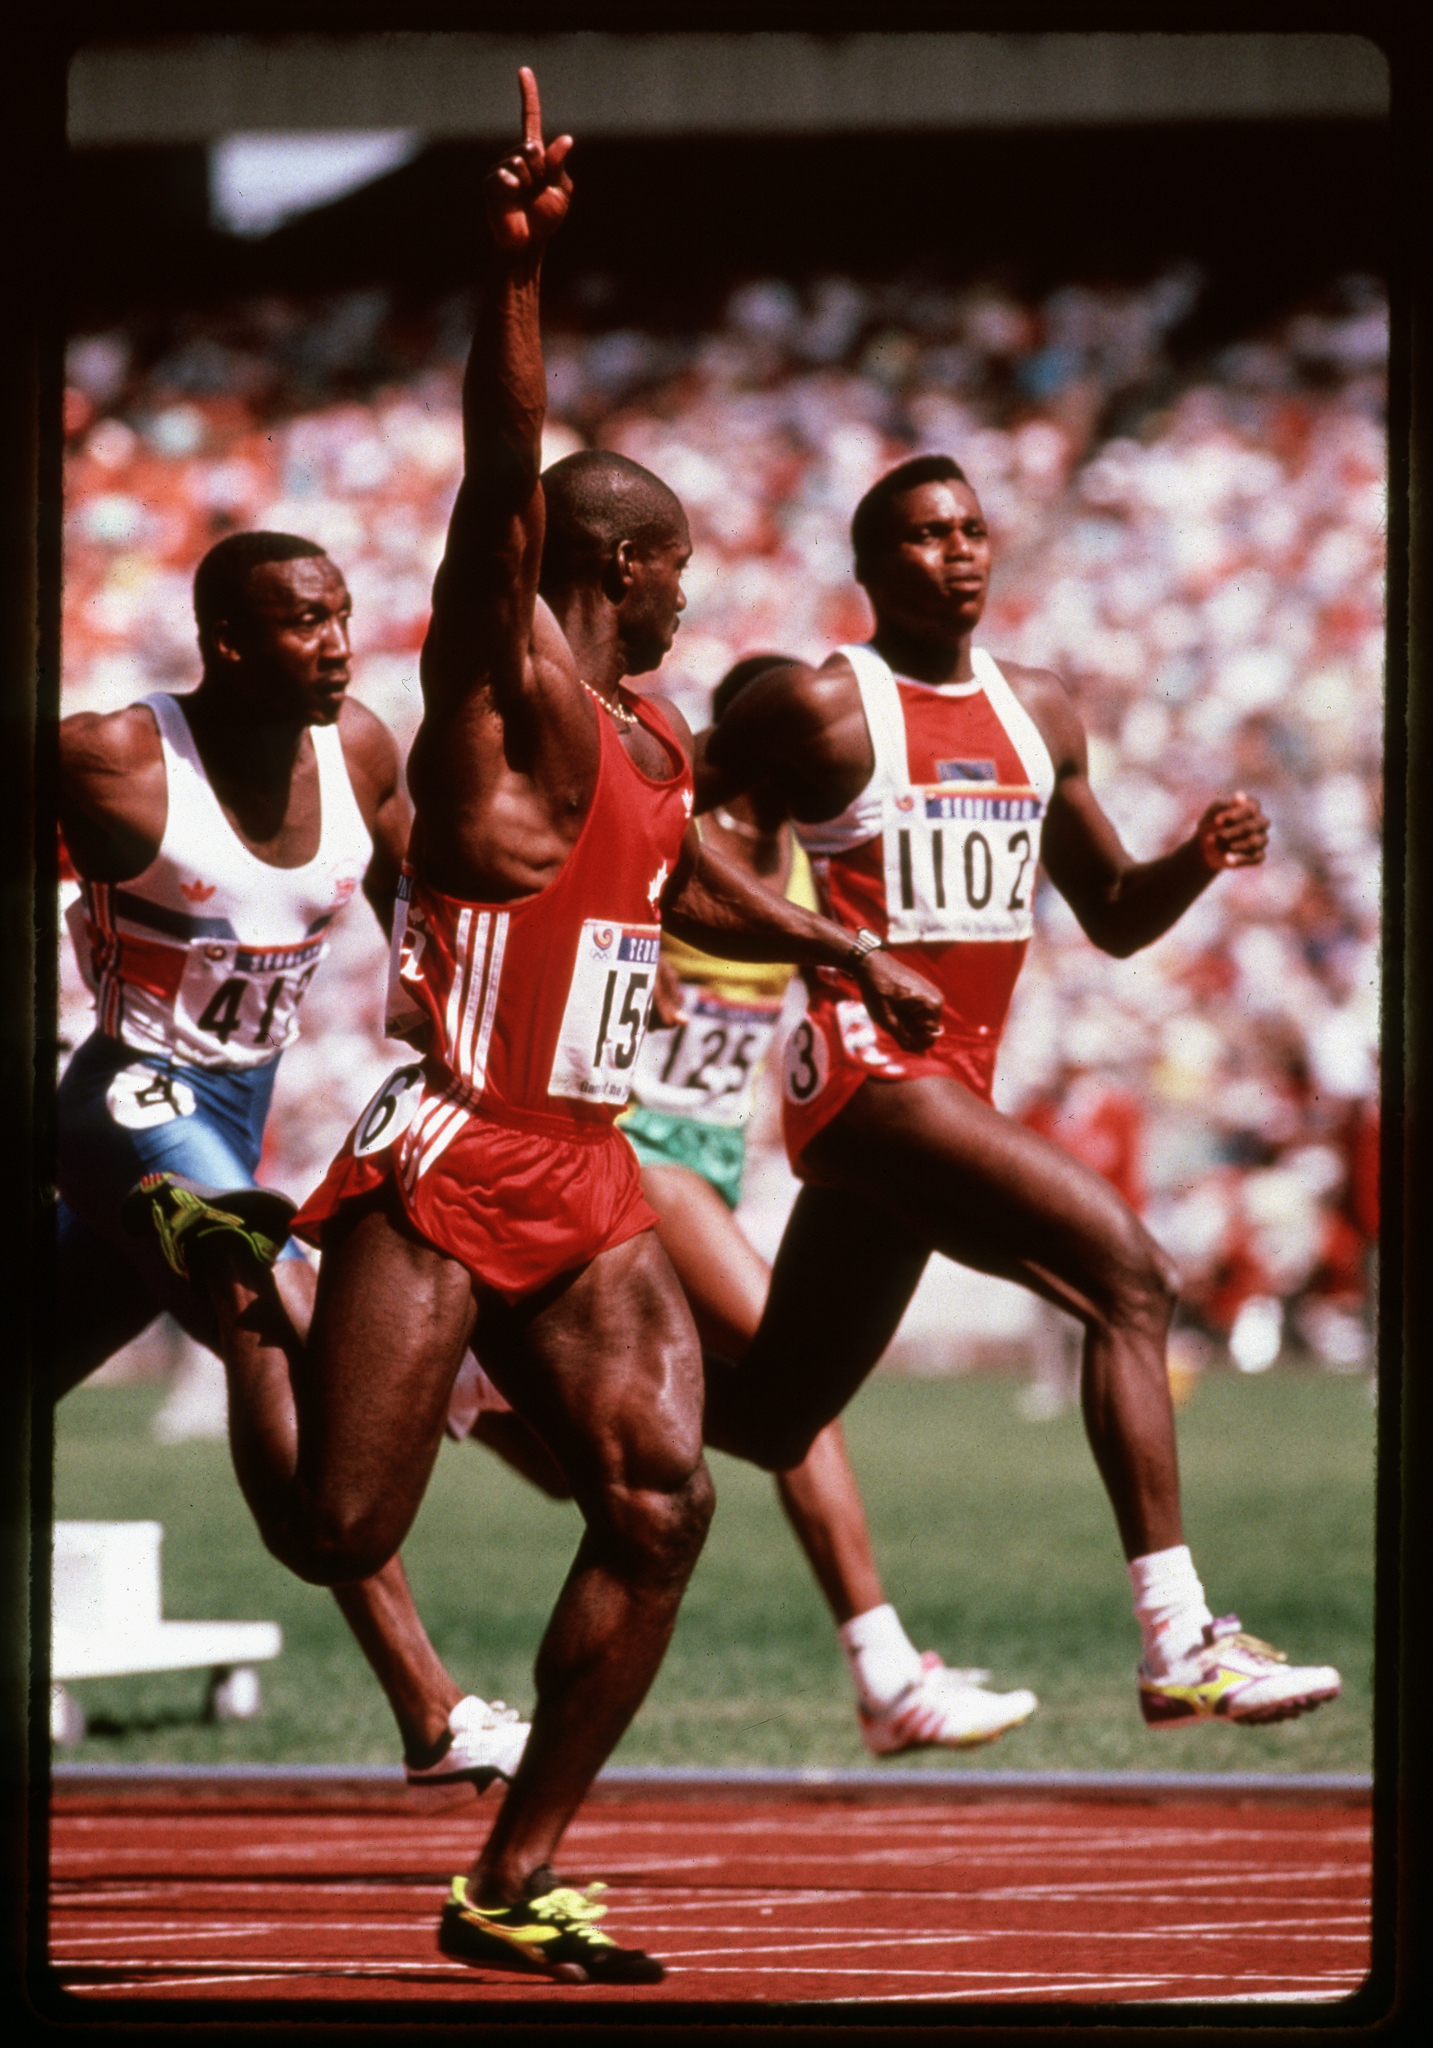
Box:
[353,1064,425,1158]
[782,1016,829,1105]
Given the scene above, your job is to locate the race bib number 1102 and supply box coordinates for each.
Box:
[548,920,662,1105]
[883,786,1043,945]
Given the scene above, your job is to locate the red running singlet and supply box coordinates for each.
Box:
[780,643,1056,1177]
[292,701,694,1298]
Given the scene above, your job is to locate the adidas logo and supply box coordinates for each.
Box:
[181,879,217,903]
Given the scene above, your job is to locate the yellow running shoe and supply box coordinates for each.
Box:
[1139,1615,1341,1726]
[438,1870,664,1985]
[121,1171,295,1281]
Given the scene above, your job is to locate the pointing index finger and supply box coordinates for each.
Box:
[519,66,543,150]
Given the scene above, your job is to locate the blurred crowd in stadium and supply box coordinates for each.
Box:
[59,263,1385,1382]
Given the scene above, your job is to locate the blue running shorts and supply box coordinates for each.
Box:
[55,1031,303,1356]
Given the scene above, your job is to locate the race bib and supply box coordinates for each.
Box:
[352,1063,426,1159]
[105,1065,197,1130]
[633,986,783,1128]
[882,786,1043,945]
[175,935,328,1061]
[548,920,662,1106]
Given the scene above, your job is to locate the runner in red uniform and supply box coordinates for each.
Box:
[292,693,693,1297]
[699,452,1342,1734]
[143,74,938,1985]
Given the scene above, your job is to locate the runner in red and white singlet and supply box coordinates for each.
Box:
[783,637,1056,1169]
[186,73,939,1985]
[698,451,1341,1738]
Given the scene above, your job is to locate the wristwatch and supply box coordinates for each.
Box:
[843,927,884,971]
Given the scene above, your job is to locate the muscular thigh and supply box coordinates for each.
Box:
[474,1228,705,1513]
[734,1182,929,1442]
[807,1075,1163,1320]
[639,1162,768,1361]
[299,1183,477,1533]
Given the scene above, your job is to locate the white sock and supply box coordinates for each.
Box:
[839,1603,924,1711]
[1128,1546,1214,1677]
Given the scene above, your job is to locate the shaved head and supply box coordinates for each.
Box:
[539,450,686,593]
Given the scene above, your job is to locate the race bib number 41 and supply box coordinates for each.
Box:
[883,787,1043,945]
[549,921,662,1106]
[177,935,327,1058]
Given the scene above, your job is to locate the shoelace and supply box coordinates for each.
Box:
[527,1885,616,1946]
[1205,1617,1287,1664]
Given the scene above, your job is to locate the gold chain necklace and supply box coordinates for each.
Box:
[582,679,636,732]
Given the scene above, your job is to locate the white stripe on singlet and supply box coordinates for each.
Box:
[442,908,510,1091]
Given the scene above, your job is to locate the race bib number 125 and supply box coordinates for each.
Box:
[548,920,662,1105]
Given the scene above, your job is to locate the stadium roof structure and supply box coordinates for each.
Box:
[69,31,1388,145]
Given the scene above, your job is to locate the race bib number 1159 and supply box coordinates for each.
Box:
[548,920,662,1105]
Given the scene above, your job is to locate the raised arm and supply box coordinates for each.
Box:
[419,68,574,720]
[1028,667,1269,957]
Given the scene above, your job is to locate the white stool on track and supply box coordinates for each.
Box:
[51,1520,282,1745]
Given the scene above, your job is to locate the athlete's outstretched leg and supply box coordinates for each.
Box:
[798,1076,1183,1562]
[703,1179,931,1474]
[181,1181,476,1583]
[639,1161,890,1621]
[330,1557,465,1760]
[643,1163,1035,1746]
[462,1228,712,1903]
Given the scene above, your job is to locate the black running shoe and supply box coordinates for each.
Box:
[438,1872,665,1985]
[121,1171,296,1281]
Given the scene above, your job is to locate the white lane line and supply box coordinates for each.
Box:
[52,1918,1373,1957]
[564,1819,1370,1848]
[72,1975,317,1995]
[59,1960,510,1981]
[961,1866,1358,1897]
[67,1971,488,1995]
[1154,1987,1365,2004]
[670,1966,1181,1989]
[53,1924,442,1951]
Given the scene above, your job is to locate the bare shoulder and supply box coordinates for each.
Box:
[991,655,1085,769]
[798,649,859,708]
[59,701,167,877]
[59,701,162,783]
[644,693,695,763]
[745,654,856,740]
[337,695,401,787]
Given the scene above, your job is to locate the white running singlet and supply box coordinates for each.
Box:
[71,693,373,1069]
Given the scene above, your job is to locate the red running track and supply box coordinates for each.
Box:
[46,1781,1371,2010]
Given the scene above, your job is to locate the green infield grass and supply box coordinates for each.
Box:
[47,1368,1376,1774]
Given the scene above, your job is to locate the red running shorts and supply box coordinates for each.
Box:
[780,994,998,1181]
[292,1078,657,1303]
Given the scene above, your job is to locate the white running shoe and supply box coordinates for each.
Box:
[859,1654,1038,1754]
[405,1695,530,1789]
[1138,1615,1341,1727]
